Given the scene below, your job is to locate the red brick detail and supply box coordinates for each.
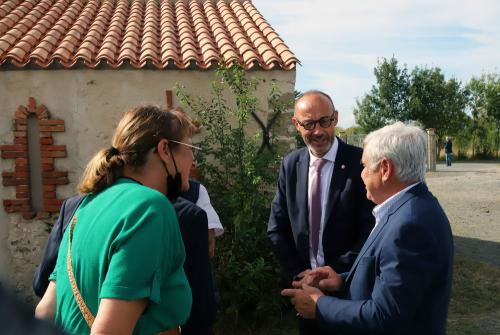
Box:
[40,137,53,145]
[15,106,29,119]
[40,125,65,132]
[14,137,28,144]
[1,97,68,218]
[166,90,173,109]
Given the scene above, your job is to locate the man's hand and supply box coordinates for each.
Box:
[208,229,215,259]
[292,269,311,288]
[308,266,344,293]
[281,284,324,319]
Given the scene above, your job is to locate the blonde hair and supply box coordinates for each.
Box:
[79,106,195,194]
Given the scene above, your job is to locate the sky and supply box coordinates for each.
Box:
[252,0,500,128]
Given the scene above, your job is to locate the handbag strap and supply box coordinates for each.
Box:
[67,215,95,328]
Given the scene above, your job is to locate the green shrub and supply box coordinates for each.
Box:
[176,65,293,330]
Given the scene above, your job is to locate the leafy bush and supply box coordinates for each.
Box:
[176,65,293,331]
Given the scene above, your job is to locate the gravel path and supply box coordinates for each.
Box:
[426,162,500,266]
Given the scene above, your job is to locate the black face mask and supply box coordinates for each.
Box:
[161,146,182,201]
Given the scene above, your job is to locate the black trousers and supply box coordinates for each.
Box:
[299,317,333,335]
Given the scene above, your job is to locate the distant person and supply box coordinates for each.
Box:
[444,137,453,166]
[35,106,194,335]
[267,90,374,335]
[282,122,454,335]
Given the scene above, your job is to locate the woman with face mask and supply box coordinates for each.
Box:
[35,106,196,335]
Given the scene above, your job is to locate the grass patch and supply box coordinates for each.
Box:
[447,254,500,335]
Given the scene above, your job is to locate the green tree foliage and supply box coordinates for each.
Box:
[467,74,500,157]
[354,57,410,131]
[409,67,468,143]
[354,57,468,148]
[176,65,292,331]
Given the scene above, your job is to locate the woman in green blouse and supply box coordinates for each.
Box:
[35,106,196,335]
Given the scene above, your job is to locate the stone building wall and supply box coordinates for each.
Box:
[0,68,296,303]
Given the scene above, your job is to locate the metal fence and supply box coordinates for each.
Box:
[338,130,437,171]
[338,133,366,148]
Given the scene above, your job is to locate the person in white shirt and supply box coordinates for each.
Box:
[194,182,224,258]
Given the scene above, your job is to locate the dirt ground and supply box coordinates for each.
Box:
[426,162,500,334]
[426,162,500,267]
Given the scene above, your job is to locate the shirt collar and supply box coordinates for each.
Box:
[372,181,421,220]
[308,137,338,167]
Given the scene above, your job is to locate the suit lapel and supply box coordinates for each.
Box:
[296,149,310,234]
[345,213,389,283]
[345,182,428,284]
[323,138,349,224]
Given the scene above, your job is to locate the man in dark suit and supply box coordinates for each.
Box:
[282,122,454,335]
[267,90,375,334]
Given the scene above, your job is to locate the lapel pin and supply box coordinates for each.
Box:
[341,164,346,169]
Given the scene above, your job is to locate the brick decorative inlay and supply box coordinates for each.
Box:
[1,97,68,219]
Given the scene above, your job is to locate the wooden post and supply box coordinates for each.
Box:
[166,90,173,109]
[426,128,436,171]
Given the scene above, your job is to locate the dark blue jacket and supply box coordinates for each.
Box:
[267,139,375,280]
[173,197,216,335]
[444,140,453,154]
[316,183,454,334]
[33,195,84,298]
[180,179,201,203]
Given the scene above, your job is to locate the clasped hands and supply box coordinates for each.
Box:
[281,266,344,319]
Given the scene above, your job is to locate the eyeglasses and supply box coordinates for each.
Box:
[167,139,202,151]
[296,115,336,131]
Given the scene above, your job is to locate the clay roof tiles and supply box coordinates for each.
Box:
[0,0,298,70]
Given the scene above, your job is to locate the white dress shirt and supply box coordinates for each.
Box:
[196,184,224,237]
[308,138,338,268]
[370,182,421,235]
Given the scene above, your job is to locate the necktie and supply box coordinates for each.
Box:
[310,158,327,260]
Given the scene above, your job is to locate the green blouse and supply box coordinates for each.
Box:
[50,178,192,335]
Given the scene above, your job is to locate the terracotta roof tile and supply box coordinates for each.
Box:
[0,0,298,70]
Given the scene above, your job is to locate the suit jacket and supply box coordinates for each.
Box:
[267,138,375,280]
[173,197,216,335]
[33,195,85,298]
[316,183,454,335]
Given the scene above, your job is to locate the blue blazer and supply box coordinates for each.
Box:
[267,138,375,280]
[316,183,454,335]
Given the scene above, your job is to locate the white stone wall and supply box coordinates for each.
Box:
[0,68,295,303]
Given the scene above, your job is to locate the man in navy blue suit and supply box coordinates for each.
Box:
[268,90,375,334]
[282,122,454,335]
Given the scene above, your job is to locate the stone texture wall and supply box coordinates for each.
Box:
[0,68,295,304]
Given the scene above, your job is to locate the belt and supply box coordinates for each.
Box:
[158,326,181,335]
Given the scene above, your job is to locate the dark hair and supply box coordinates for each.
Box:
[78,105,195,194]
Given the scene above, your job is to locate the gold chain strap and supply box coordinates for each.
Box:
[67,215,96,328]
